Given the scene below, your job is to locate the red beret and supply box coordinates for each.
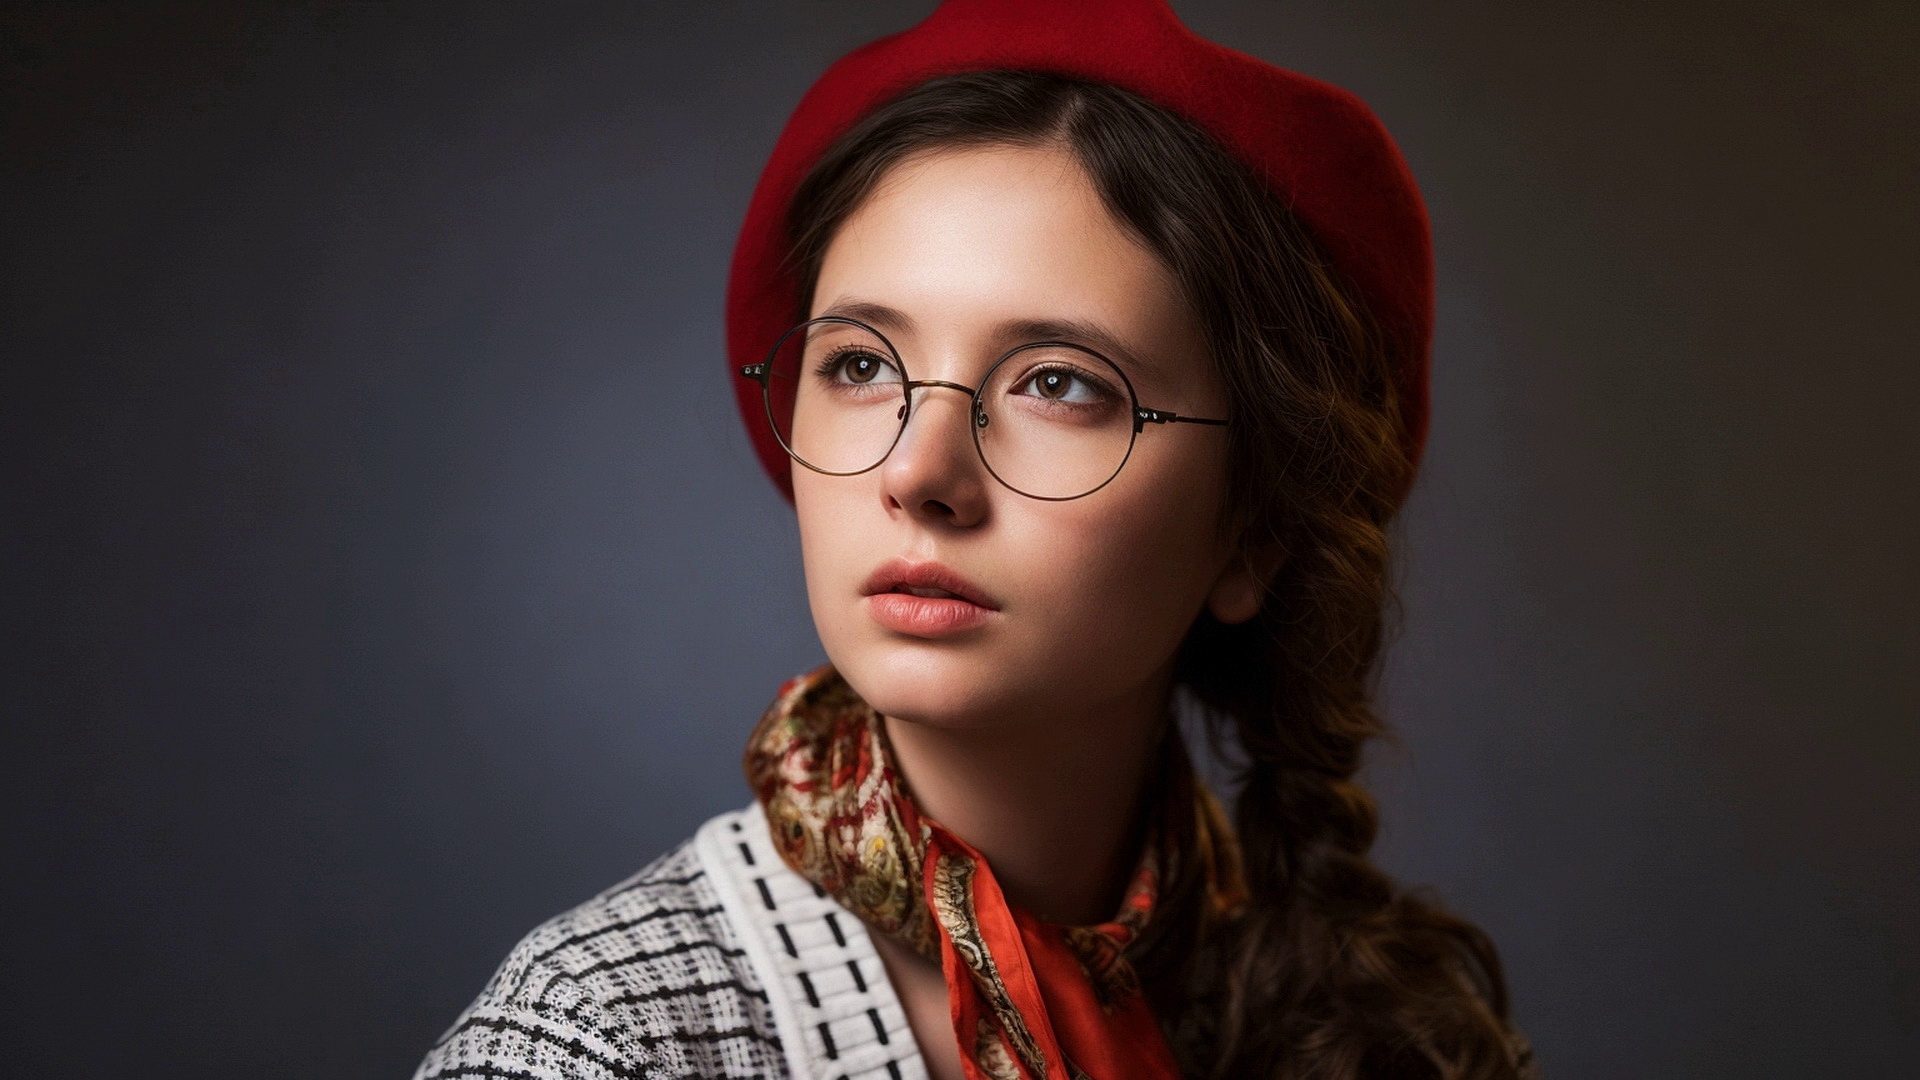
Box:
[725,0,1432,502]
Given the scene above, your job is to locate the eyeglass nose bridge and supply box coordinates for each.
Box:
[906,378,978,396]
[899,378,992,429]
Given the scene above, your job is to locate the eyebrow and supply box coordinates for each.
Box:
[813,298,1162,382]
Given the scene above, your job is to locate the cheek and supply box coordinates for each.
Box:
[792,474,864,632]
[1001,445,1230,654]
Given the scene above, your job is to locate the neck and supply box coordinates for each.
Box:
[880,669,1174,926]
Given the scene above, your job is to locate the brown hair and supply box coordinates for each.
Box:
[782,69,1527,1080]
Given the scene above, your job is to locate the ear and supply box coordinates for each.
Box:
[1206,540,1288,625]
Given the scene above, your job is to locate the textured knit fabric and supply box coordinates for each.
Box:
[413,804,928,1080]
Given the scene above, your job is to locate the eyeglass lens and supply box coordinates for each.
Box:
[764,318,1137,500]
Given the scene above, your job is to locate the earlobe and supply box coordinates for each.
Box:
[1206,544,1287,626]
[1206,574,1263,625]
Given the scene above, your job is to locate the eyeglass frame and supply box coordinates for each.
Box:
[736,314,1231,502]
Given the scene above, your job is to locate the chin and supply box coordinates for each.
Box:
[829,633,1022,731]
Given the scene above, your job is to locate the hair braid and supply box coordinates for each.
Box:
[1164,185,1525,1078]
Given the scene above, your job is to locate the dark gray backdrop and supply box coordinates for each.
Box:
[5,2,1915,1077]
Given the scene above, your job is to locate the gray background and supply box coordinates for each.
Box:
[4,1,1915,1076]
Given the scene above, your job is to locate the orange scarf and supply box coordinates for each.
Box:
[743,664,1244,1080]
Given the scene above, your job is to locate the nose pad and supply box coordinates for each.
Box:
[893,386,975,463]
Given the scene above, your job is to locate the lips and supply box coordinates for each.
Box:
[860,557,999,637]
[859,557,999,610]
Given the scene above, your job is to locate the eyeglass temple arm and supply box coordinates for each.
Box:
[1134,406,1229,432]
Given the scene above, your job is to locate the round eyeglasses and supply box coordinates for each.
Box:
[737,315,1230,501]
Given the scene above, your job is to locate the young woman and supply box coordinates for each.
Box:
[414,3,1538,1078]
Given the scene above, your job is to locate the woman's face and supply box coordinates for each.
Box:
[794,143,1260,731]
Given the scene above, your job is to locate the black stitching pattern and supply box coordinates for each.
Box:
[411,813,925,1080]
[818,1021,839,1061]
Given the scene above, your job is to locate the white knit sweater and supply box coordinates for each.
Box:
[414,805,1541,1080]
[412,803,929,1080]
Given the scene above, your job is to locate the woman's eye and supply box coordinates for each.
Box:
[1018,367,1105,404]
[820,349,900,386]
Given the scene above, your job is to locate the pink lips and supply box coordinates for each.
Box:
[860,557,998,638]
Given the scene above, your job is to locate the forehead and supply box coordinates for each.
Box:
[810,144,1203,386]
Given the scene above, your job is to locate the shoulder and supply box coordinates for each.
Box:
[412,811,785,1080]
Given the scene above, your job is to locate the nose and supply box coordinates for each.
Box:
[880,381,990,527]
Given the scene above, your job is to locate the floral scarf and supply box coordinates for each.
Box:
[743,664,1246,1080]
